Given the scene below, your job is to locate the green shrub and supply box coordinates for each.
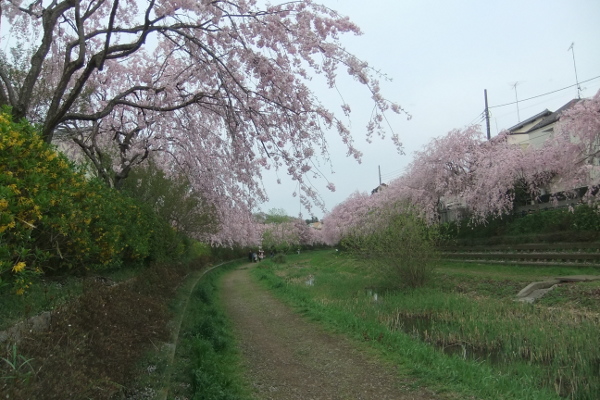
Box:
[342,204,438,288]
[0,111,193,293]
[440,205,600,245]
[121,161,217,242]
[571,204,600,231]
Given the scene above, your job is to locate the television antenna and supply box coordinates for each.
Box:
[511,81,521,122]
[568,42,582,99]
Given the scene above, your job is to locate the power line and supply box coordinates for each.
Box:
[489,89,569,120]
[380,168,405,178]
[489,75,600,109]
[383,171,405,182]
[380,166,404,175]
[469,111,486,126]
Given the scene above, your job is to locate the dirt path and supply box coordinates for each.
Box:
[221,264,441,400]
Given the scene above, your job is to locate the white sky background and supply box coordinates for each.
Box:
[260,0,600,219]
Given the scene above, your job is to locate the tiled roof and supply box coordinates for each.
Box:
[508,99,581,134]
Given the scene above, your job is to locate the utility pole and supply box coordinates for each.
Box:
[378,165,382,185]
[484,89,491,140]
[568,42,582,99]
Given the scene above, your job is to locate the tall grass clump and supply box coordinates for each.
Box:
[342,203,438,288]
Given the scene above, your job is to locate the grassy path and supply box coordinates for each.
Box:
[220,264,443,400]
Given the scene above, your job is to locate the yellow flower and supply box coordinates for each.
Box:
[7,184,21,195]
[12,261,26,273]
[15,288,25,295]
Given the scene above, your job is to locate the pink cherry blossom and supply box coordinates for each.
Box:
[1,0,405,246]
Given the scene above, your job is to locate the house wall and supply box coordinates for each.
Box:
[507,133,530,149]
[527,127,554,148]
[507,125,556,150]
[438,206,466,224]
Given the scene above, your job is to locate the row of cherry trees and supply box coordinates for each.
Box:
[253,208,322,251]
[1,0,406,246]
[4,0,596,248]
[322,90,600,246]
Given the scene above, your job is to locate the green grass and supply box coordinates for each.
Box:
[252,250,600,400]
[161,260,254,400]
[434,261,600,304]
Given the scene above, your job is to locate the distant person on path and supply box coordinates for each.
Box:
[248,251,253,262]
[252,252,258,262]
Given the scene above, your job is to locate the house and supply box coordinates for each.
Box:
[507,98,594,211]
[506,99,581,149]
[439,99,585,221]
[308,221,323,230]
[371,183,388,195]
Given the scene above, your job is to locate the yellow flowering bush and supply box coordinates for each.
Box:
[12,261,26,273]
[0,110,176,294]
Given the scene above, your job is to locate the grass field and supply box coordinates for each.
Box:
[3,251,598,399]
[253,250,600,400]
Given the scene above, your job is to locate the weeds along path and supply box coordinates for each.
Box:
[155,268,205,400]
[221,264,440,400]
[157,261,227,400]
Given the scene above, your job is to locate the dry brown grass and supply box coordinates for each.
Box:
[1,260,208,400]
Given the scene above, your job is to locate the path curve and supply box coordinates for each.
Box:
[221,264,440,400]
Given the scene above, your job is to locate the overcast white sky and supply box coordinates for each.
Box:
[261,0,600,218]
